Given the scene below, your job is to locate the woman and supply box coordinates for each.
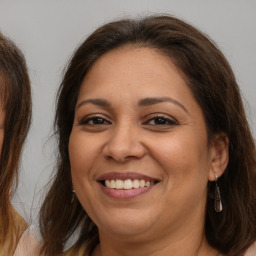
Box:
[0,33,32,255]
[40,15,256,256]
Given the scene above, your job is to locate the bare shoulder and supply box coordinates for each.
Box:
[13,227,41,256]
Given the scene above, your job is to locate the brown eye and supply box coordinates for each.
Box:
[87,118,107,125]
[146,117,177,126]
[78,116,111,126]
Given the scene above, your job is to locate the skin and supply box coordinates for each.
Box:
[69,46,229,256]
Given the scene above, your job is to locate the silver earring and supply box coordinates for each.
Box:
[71,188,75,203]
[214,173,223,212]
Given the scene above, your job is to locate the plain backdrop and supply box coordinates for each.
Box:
[0,0,255,221]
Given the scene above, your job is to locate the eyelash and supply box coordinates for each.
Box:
[142,114,178,126]
[78,113,178,128]
[78,114,111,126]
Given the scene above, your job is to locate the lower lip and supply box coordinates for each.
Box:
[99,183,155,199]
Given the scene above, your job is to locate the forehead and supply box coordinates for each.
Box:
[80,46,188,96]
[88,45,179,76]
[76,46,204,120]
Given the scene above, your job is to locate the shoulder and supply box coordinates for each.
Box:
[245,241,256,256]
[13,226,41,256]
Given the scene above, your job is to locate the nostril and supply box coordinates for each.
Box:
[104,152,141,162]
[102,133,146,162]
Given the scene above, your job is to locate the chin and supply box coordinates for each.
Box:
[101,222,151,238]
[96,210,156,238]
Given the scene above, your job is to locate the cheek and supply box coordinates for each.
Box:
[69,132,90,195]
[151,130,210,189]
[69,131,97,209]
[69,131,94,169]
[69,130,104,187]
[155,137,210,216]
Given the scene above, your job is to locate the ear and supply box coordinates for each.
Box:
[208,132,229,181]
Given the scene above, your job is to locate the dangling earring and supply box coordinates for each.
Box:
[71,188,75,204]
[214,173,223,212]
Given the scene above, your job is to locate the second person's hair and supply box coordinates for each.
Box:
[0,32,32,254]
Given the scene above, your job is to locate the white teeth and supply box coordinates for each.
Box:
[133,179,140,188]
[139,180,145,187]
[105,180,111,187]
[115,179,123,189]
[124,179,133,189]
[145,181,150,187]
[104,179,156,189]
[110,180,116,189]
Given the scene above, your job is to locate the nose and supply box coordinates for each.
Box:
[102,124,146,162]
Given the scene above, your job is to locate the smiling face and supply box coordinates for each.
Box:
[69,46,218,242]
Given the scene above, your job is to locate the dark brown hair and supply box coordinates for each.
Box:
[0,32,32,254]
[40,15,256,256]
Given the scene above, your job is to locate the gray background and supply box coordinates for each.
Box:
[0,0,255,221]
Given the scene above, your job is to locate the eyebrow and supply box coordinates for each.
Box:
[77,98,111,109]
[77,97,188,113]
[138,97,189,113]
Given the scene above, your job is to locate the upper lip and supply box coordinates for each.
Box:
[97,172,160,182]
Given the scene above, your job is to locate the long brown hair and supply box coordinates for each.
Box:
[0,32,32,255]
[40,15,256,256]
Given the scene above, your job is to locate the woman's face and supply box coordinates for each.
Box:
[69,46,222,240]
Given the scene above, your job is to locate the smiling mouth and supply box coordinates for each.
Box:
[97,172,160,199]
[102,179,158,190]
